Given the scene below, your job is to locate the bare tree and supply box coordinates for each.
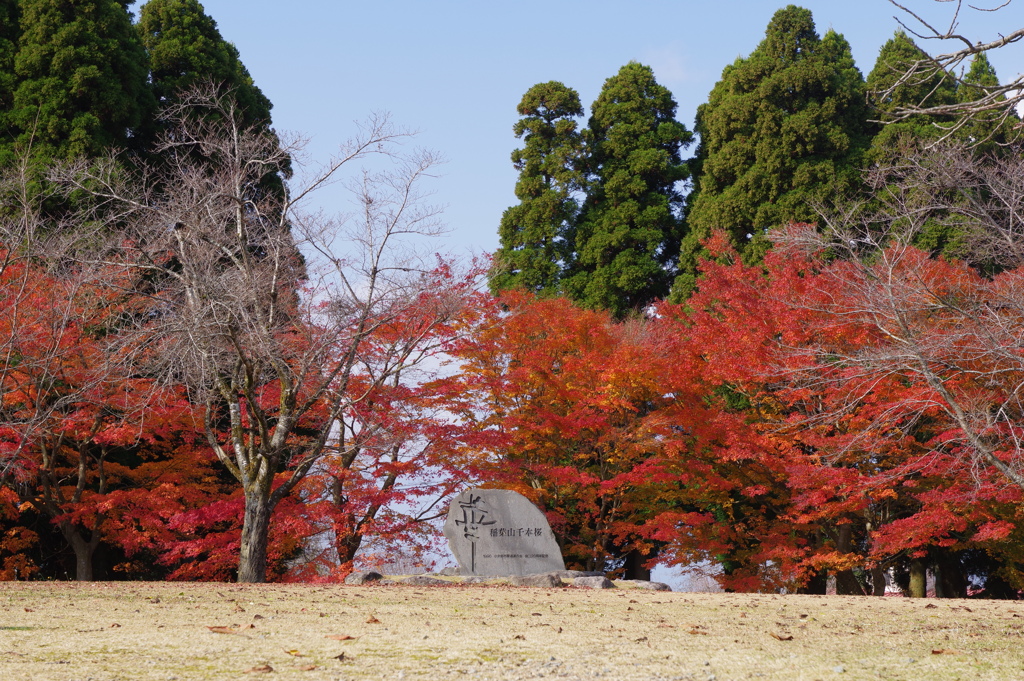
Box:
[61,86,478,582]
[881,0,1023,143]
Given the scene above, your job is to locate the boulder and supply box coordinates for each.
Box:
[574,576,615,589]
[400,575,450,586]
[619,579,672,591]
[510,573,564,588]
[345,570,384,585]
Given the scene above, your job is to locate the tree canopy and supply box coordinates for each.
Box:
[565,62,691,317]
[490,81,584,297]
[673,5,871,299]
[5,0,154,161]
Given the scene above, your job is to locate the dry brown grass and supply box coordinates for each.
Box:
[0,581,1022,680]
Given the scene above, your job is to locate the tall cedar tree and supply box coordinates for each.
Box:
[0,0,17,135]
[673,6,870,300]
[136,0,287,196]
[137,0,272,129]
[564,62,690,318]
[5,0,153,161]
[865,32,965,260]
[490,81,584,297]
[955,53,1016,152]
[864,31,957,163]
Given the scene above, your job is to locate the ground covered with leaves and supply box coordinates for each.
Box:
[0,581,1022,680]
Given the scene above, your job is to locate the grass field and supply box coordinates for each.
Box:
[0,581,1022,680]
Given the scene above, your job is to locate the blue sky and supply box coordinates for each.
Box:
[190,0,1022,257]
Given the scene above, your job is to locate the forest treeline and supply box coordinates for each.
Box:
[1,1,1023,596]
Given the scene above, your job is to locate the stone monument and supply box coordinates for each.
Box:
[443,489,565,576]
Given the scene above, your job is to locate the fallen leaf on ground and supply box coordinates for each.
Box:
[365,616,380,624]
[932,649,961,655]
[325,635,355,641]
[246,664,274,673]
[23,608,33,612]
[770,632,794,641]
[207,626,237,634]
[298,665,317,671]
[688,629,707,635]
[332,653,348,661]
[283,649,303,657]
[110,623,121,628]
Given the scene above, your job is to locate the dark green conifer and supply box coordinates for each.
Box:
[490,81,584,296]
[864,31,958,161]
[137,0,272,128]
[565,62,691,317]
[0,0,18,120]
[955,53,1016,150]
[673,6,870,300]
[7,0,154,160]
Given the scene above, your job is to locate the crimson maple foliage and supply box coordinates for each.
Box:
[655,227,1024,593]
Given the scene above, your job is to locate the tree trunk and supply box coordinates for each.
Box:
[62,525,99,582]
[871,565,887,596]
[935,552,967,598]
[798,570,828,595]
[238,491,273,583]
[834,524,864,595]
[335,530,362,567]
[909,558,927,598]
[621,549,652,581]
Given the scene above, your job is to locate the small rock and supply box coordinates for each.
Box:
[833,665,845,673]
[344,571,383,585]
[437,567,461,576]
[510,574,563,588]
[400,575,449,586]
[574,576,615,589]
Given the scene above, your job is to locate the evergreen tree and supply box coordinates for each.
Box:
[7,0,154,160]
[955,53,1016,150]
[137,0,272,128]
[138,0,287,207]
[673,6,870,300]
[490,81,584,296]
[864,31,957,162]
[0,0,18,123]
[565,62,690,318]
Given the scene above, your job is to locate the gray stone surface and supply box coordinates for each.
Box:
[574,576,615,589]
[401,575,450,586]
[619,579,672,591]
[443,489,566,577]
[552,570,605,579]
[344,570,383,585]
[510,573,564,588]
[437,567,461,576]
